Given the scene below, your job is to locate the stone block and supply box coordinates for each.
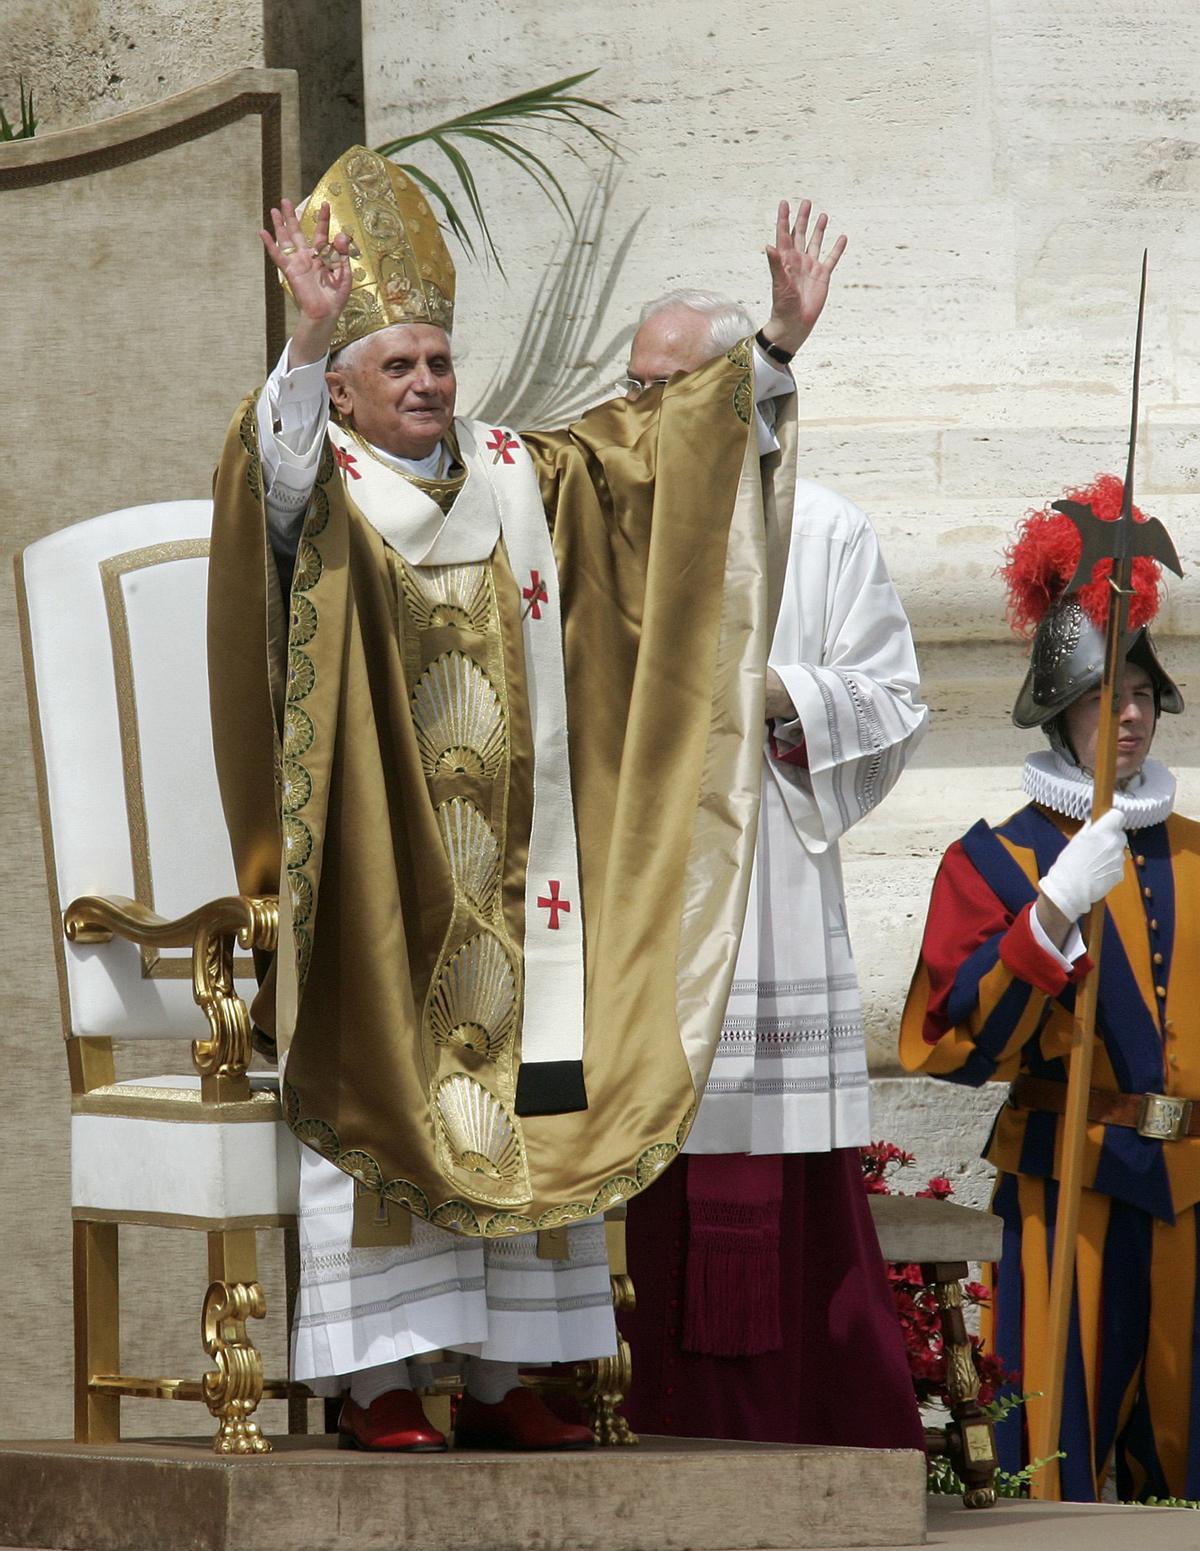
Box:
[1145,406,1200,492]
[870,1078,1005,1213]
[796,331,1174,436]
[789,425,940,502]
[865,502,1020,644]
[1169,304,1200,402]
[1012,207,1200,329]
[869,1192,1003,1264]
[0,1435,927,1551]
[940,424,1136,500]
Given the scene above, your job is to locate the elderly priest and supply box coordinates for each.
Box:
[207,145,826,1451]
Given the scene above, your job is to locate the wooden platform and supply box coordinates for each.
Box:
[0,1434,926,1551]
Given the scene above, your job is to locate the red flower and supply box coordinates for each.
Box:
[858,1140,917,1195]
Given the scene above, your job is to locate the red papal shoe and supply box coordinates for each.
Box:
[338,1389,447,1452]
[453,1386,595,1451]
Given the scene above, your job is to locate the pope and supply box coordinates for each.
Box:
[207,144,842,1450]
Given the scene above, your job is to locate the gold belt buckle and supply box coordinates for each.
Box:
[1137,1092,1192,1141]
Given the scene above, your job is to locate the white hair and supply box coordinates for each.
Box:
[636,288,754,354]
[328,321,457,375]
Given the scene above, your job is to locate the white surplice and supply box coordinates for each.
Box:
[685,478,928,1156]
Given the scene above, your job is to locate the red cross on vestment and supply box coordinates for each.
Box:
[486,429,519,464]
[333,445,361,480]
[537,880,571,930]
[522,570,549,620]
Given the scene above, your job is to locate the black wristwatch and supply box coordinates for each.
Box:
[755,329,795,365]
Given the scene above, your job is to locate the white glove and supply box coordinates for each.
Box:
[1038,808,1127,922]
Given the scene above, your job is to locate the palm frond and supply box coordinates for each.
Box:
[455,128,573,217]
[400,164,478,259]
[429,133,498,267]
[376,71,618,266]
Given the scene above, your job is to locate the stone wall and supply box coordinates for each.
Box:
[1,1,264,128]
[364,0,1200,1186]
[0,0,362,188]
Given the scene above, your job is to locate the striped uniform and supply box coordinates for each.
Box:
[900,801,1200,1501]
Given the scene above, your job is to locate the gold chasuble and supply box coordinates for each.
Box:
[210,351,795,1235]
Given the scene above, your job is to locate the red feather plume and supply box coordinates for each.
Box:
[1001,473,1163,641]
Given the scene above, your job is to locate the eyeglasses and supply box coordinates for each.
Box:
[614,375,671,399]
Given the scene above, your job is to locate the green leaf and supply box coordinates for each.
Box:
[398,164,478,260]
[455,127,574,221]
[0,76,37,140]
[20,78,37,137]
[431,133,502,272]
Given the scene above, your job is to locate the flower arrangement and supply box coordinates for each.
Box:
[859,1140,1013,1410]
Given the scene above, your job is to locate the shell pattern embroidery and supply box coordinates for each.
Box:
[404,559,533,1207]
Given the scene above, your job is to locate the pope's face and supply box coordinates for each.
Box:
[327,324,456,460]
[1061,662,1157,781]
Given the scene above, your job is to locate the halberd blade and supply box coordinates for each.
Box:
[1054,498,1183,593]
[1055,255,1183,594]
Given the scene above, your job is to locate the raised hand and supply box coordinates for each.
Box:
[259,198,354,366]
[762,198,847,357]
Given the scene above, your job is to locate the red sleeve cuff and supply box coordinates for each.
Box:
[998,904,1093,995]
[769,728,809,768]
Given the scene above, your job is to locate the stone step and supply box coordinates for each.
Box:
[0,1434,926,1551]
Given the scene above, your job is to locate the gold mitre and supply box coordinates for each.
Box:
[299,145,455,353]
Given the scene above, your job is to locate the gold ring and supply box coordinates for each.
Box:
[279,243,298,256]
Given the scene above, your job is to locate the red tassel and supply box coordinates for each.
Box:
[682,1202,782,1357]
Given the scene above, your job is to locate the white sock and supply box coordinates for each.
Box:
[464,1357,521,1404]
[349,1359,412,1409]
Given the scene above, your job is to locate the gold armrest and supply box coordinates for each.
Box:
[64,894,278,951]
[64,894,279,1084]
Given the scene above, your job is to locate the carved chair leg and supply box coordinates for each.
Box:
[577,1328,638,1446]
[203,1229,271,1454]
[283,1225,308,1436]
[73,1220,120,1443]
[596,1268,638,1445]
[568,1254,638,1446]
[543,1213,639,1445]
[923,1260,998,1510]
[586,1212,638,1445]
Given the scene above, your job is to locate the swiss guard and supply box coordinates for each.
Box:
[900,472,1200,1502]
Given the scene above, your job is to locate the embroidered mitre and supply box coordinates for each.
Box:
[294,145,455,352]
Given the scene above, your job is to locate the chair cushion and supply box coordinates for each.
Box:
[71,1074,300,1227]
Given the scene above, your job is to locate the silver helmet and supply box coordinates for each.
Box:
[1011,594,1183,729]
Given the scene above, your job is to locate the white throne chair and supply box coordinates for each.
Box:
[17,500,300,1455]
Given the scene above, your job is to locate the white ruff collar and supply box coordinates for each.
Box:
[1022,750,1176,830]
